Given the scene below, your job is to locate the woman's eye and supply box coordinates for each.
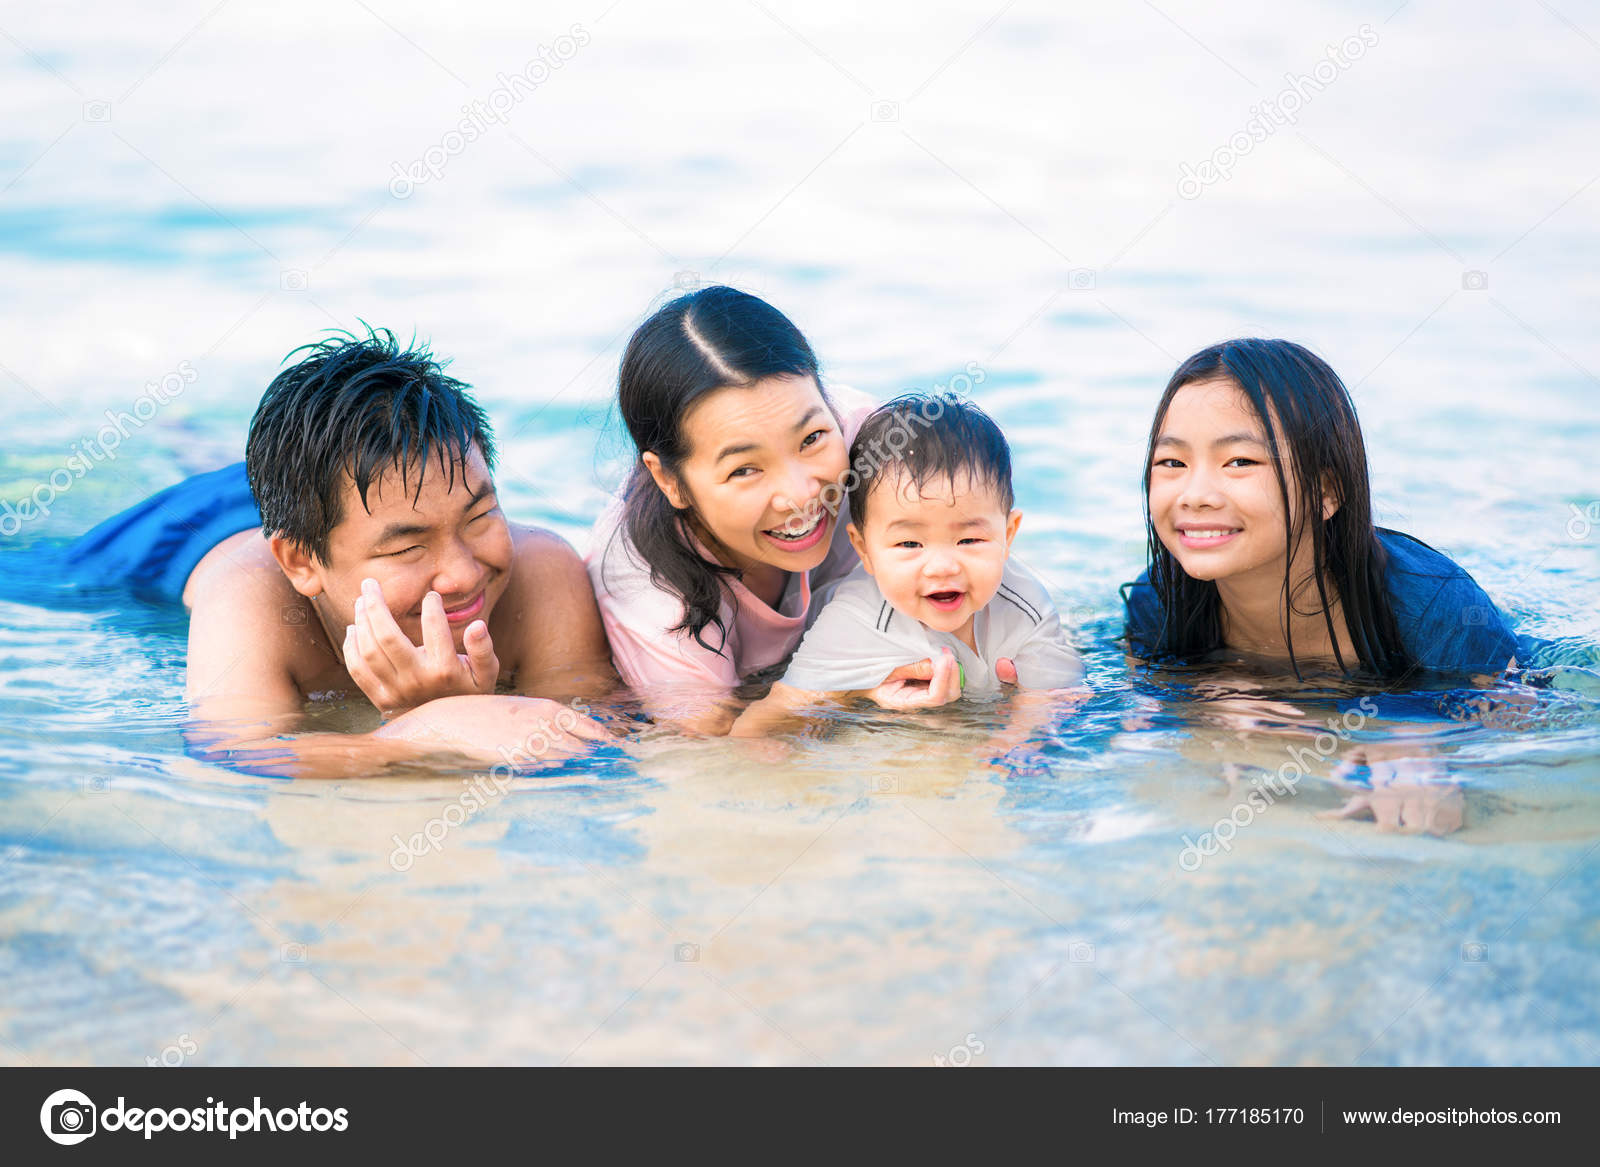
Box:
[727,466,757,480]
[1153,458,1184,469]
[800,428,829,450]
[385,546,422,558]
[1225,457,1257,468]
[468,508,494,524]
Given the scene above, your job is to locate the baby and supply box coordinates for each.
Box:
[731,394,1082,736]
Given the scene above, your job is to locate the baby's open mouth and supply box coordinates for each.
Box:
[925,590,965,610]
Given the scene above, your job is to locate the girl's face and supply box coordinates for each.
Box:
[1148,377,1326,587]
[644,373,849,579]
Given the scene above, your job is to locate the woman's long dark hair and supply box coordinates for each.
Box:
[1141,338,1411,677]
[611,285,825,656]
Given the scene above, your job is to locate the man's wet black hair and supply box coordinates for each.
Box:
[245,325,496,564]
[846,393,1013,530]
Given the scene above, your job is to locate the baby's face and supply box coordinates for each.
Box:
[847,468,1021,642]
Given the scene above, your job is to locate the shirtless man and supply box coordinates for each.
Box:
[71,327,617,778]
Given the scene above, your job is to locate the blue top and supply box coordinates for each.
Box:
[1123,528,1518,676]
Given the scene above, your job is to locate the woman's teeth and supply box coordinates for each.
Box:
[768,513,822,540]
[1185,528,1237,538]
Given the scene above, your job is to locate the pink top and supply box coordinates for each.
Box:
[585,384,879,695]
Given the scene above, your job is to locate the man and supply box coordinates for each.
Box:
[68,327,617,777]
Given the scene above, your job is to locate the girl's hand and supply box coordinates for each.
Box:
[866,647,963,710]
[1318,747,1464,836]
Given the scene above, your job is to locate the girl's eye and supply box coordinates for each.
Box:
[1153,458,1184,469]
[385,546,423,558]
[800,428,829,450]
[468,508,494,524]
[727,466,758,481]
[1225,457,1258,468]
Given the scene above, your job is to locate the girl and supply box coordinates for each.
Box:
[1124,338,1521,834]
[1125,337,1518,679]
[587,286,926,733]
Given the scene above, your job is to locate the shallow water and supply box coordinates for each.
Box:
[2,1,1599,1065]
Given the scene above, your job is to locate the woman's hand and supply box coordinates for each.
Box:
[865,647,964,709]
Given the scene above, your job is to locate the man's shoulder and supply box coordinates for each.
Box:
[509,521,583,565]
[183,529,296,608]
[500,523,593,617]
[183,532,338,702]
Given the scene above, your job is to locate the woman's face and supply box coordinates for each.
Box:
[1147,377,1310,588]
[647,373,849,578]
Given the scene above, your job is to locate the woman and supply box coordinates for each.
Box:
[587,286,921,733]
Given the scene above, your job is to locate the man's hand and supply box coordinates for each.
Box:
[1318,747,1464,836]
[374,694,612,765]
[343,578,500,716]
[865,646,964,710]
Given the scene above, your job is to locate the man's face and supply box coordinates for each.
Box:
[848,467,1021,643]
[306,444,514,651]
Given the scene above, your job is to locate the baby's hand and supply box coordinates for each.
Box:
[865,647,963,709]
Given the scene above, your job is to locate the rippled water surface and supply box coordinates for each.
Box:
[2,1,1598,1064]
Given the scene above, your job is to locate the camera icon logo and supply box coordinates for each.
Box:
[874,775,898,793]
[871,100,900,122]
[1068,940,1096,963]
[1460,605,1489,627]
[281,604,309,626]
[1566,501,1600,541]
[280,269,309,292]
[674,942,700,962]
[40,1088,97,1145]
[1461,942,1488,962]
[673,270,701,291]
[280,941,308,963]
[83,775,110,795]
[82,100,112,123]
[1068,268,1097,291]
[1461,270,1488,291]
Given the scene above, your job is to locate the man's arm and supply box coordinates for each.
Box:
[184,540,605,778]
[501,527,620,703]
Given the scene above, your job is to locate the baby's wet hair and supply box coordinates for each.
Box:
[845,394,1013,529]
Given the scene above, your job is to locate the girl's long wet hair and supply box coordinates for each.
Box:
[1141,338,1411,677]
[611,285,825,656]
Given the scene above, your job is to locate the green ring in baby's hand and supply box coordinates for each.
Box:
[958,663,966,690]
